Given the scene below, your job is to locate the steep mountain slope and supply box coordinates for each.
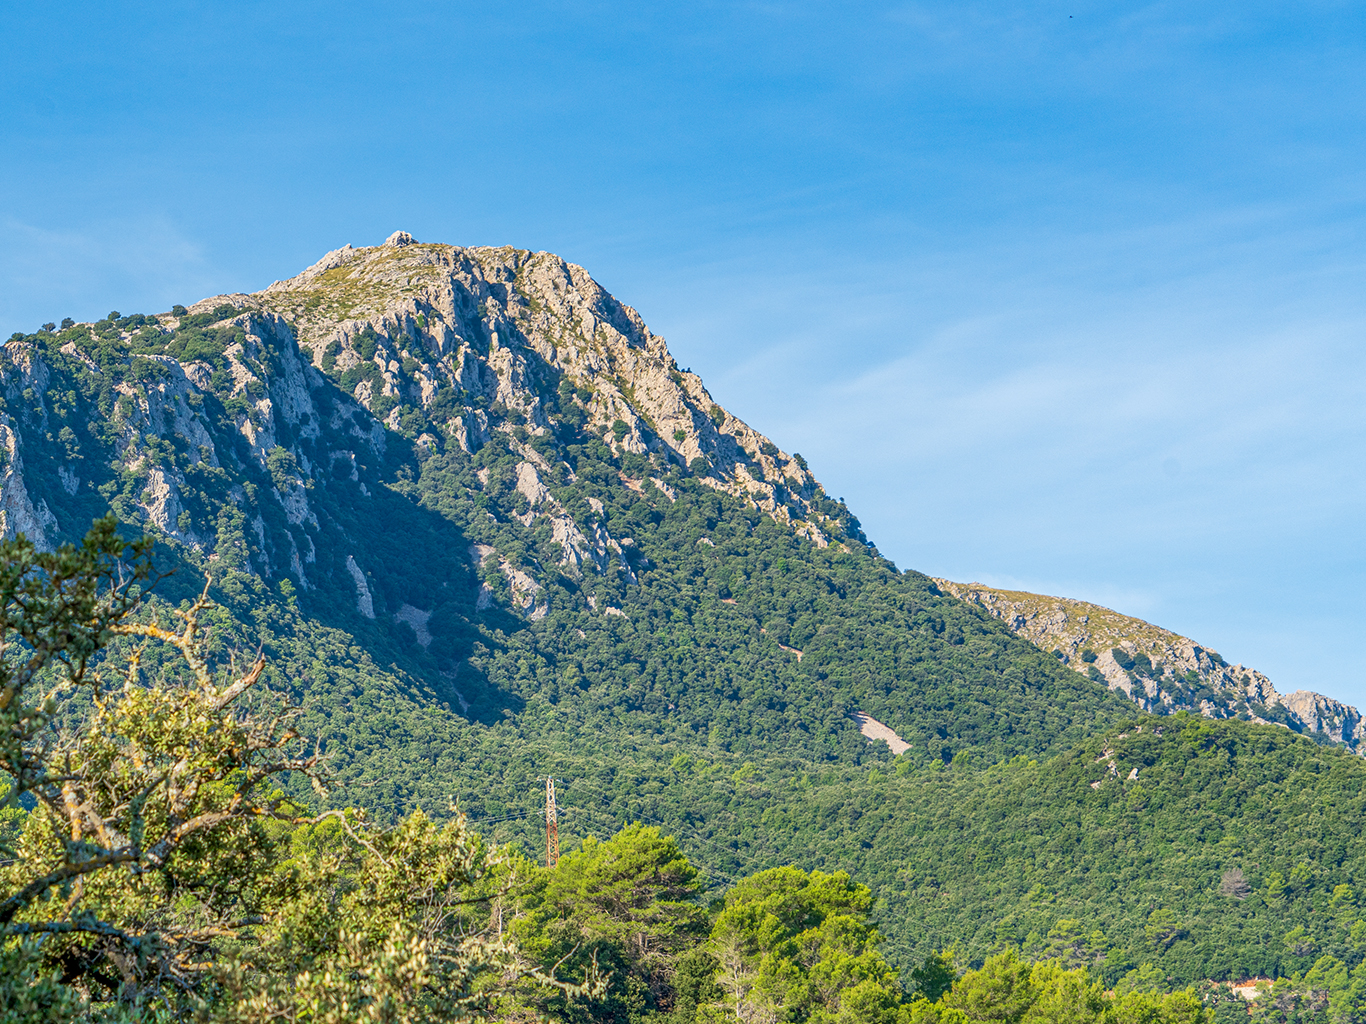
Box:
[252,232,833,545]
[937,580,1364,752]
[4,231,1125,777]
[9,232,1366,984]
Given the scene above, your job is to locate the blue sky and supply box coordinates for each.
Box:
[3,2,1363,706]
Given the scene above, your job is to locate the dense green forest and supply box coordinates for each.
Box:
[4,265,1366,1022]
[5,539,1363,1021]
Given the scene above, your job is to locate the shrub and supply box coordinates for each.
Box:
[267,445,300,491]
[0,517,588,1017]
[357,328,381,361]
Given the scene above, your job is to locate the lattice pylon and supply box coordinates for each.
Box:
[545,776,559,868]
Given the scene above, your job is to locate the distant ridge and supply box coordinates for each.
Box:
[935,579,1364,752]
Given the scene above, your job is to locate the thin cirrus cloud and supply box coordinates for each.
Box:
[0,217,223,328]
[657,183,1366,703]
[773,319,1364,691]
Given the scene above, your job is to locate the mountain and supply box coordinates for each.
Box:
[3,230,1131,825]
[936,580,1365,752]
[8,231,1366,985]
[6,231,1123,771]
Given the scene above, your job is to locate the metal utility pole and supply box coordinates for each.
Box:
[545,777,559,868]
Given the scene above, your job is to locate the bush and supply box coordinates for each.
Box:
[267,445,300,491]
[0,518,586,1017]
[357,328,381,361]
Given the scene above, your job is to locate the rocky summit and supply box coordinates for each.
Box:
[254,234,830,540]
[936,580,1365,751]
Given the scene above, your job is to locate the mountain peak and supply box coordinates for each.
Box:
[228,238,845,547]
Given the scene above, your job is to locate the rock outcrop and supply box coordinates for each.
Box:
[242,236,838,543]
[936,580,1365,752]
[28,233,861,612]
[0,346,60,549]
[0,422,58,549]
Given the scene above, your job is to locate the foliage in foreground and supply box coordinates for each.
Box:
[913,951,1205,1024]
[498,836,1218,1024]
[0,520,594,1020]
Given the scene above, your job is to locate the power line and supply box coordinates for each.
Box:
[464,810,534,826]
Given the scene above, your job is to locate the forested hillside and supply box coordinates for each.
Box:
[4,235,1364,1004]
[0,241,1132,799]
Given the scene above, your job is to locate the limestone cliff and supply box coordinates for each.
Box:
[0,344,61,549]
[2,231,867,632]
[224,231,840,546]
[935,580,1365,752]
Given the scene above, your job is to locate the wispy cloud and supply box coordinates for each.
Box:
[0,216,222,332]
[636,195,1366,702]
